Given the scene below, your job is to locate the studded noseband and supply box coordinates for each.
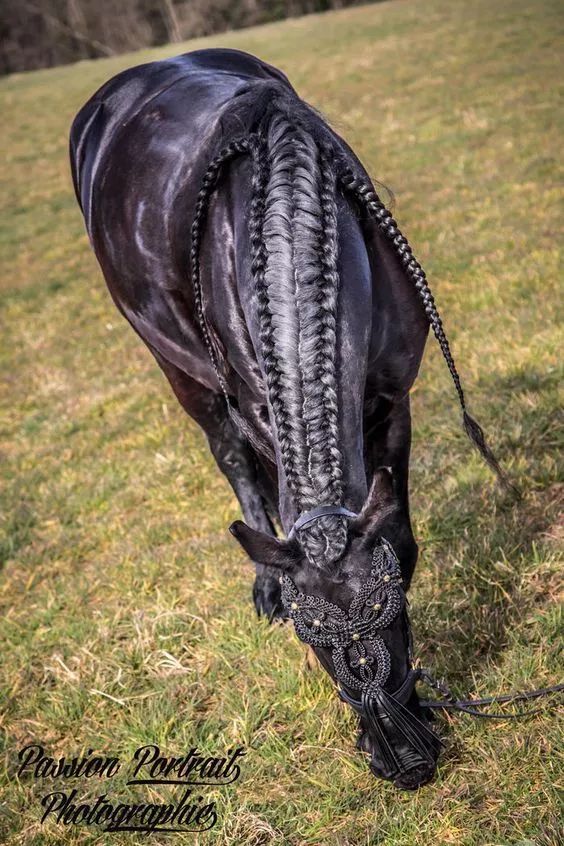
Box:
[279,537,404,695]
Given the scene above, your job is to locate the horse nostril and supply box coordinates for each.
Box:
[393,763,436,791]
[356,730,371,754]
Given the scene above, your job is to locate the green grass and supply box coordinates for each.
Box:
[1,0,562,843]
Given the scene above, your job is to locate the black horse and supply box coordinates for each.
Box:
[70,48,506,790]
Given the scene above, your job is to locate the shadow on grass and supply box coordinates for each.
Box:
[414,365,562,683]
[0,496,37,571]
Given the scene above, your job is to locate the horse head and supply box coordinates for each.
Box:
[231,468,441,790]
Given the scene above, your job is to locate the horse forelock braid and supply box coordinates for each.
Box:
[338,167,514,492]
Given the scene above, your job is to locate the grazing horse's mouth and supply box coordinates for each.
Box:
[278,534,442,789]
[344,670,441,789]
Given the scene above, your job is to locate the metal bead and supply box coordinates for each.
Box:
[373,603,382,611]
[313,619,321,627]
[291,602,298,610]
[383,574,390,583]
[359,657,367,665]
[352,632,360,641]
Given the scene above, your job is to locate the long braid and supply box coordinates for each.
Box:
[249,134,305,502]
[290,129,347,565]
[339,167,514,491]
[247,112,350,566]
[251,125,317,510]
[295,142,347,563]
[190,137,252,401]
[317,143,344,502]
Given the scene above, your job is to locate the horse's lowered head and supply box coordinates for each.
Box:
[231,467,441,790]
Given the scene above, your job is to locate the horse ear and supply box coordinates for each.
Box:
[229,521,297,569]
[353,467,398,532]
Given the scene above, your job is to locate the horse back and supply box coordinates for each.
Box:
[70,51,295,394]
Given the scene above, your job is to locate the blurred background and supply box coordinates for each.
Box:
[1,0,382,74]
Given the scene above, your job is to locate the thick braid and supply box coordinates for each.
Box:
[293,129,333,497]
[249,113,353,565]
[295,142,347,566]
[190,138,252,401]
[249,134,305,506]
[339,167,513,490]
[267,118,311,508]
[290,130,347,566]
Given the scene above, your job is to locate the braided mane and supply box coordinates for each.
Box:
[189,89,511,569]
[249,113,348,567]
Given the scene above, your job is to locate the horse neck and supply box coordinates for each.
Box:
[247,196,373,536]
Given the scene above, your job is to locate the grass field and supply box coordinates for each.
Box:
[1,0,562,843]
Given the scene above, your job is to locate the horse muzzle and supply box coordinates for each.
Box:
[344,668,442,790]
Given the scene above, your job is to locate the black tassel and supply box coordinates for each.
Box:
[362,691,404,775]
[362,688,442,775]
[462,410,519,497]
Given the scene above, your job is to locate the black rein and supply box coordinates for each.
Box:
[417,668,564,720]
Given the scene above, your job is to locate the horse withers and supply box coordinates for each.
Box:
[70,48,505,789]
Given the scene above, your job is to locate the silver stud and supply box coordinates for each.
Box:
[373,602,382,611]
[383,574,390,583]
[312,619,321,627]
[291,602,298,610]
[359,657,367,665]
[352,632,360,641]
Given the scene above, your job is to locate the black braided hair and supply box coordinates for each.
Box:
[299,141,347,562]
[290,126,348,565]
[338,166,515,492]
[190,137,252,401]
[317,143,344,501]
[190,136,276,464]
[248,132,304,498]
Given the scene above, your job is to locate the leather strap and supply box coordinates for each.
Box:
[288,505,358,539]
[339,668,421,712]
[339,669,564,721]
[418,670,564,719]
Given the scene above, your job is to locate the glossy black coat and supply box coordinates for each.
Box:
[70,49,434,788]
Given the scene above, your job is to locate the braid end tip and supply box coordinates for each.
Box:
[462,410,520,498]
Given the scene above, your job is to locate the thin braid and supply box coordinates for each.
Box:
[317,143,344,502]
[190,138,252,401]
[339,166,514,490]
